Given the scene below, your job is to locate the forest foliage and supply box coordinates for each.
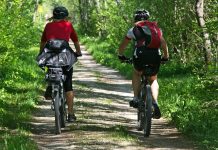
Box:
[37,0,218,73]
[0,0,217,149]
[0,0,41,149]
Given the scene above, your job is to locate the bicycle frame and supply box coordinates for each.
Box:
[122,57,166,137]
[45,66,66,134]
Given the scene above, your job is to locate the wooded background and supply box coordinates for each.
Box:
[33,0,217,73]
[0,0,217,149]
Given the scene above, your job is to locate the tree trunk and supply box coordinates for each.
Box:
[33,0,39,22]
[78,0,90,33]
[195,0,212,66]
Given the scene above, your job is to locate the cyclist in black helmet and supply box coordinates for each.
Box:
[134,10,150,22]
[40,6,82,122]
[117,10,169,119]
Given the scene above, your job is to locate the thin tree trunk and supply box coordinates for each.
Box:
[33,0,39,22]
[195,0,212,66]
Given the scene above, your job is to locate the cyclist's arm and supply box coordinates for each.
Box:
[74,41,82,55]
[117,37,131,55]
[160,36,169,59]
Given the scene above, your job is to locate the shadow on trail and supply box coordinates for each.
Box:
[75,88,130,105]
[30,48,197,150]
[74,79,132,95]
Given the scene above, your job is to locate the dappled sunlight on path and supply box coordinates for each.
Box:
[30,45,198,150]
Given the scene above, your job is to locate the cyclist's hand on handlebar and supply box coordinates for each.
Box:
[74,52,82,57]
[118,54,128,62]
[161,57,169,64]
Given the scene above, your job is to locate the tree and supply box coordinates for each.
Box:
[195,0,212,66]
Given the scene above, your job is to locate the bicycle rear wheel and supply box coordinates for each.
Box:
[54,91,61,134]
[144,85,152,137]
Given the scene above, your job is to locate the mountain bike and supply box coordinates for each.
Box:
[45,66,67,134]
[123,58,166,137]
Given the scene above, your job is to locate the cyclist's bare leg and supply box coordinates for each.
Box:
[149,75,159,103]
[150,75,161,118]
[66,91,74,115]
[132,69,142,97]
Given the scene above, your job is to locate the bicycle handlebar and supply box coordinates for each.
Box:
[121,58,133,64]
[118,55,169,64]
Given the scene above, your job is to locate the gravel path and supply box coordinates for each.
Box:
[30,45,198,150]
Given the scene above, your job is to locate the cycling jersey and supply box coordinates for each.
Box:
[41,20,78,43]
[125,26,161,74]
[40,20,79,92]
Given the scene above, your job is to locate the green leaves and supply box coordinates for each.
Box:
[0,0,39,54]
[0,1,41,147]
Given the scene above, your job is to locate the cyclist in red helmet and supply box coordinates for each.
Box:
[40,6,82,122]
[117,10,169,119]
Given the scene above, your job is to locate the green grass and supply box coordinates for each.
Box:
[80,36,218,150]
[0,129,37,150]
[70,123,136,141]
[110,125,135,141]
[0,47,43,150]
[158,74,218,150]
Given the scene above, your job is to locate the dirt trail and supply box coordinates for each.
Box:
[30,45,198,150]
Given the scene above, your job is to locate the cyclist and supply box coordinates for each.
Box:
[40,6,82,122]
[117,10,169,119]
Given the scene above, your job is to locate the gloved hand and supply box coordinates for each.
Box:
[161,57,169,64]
[118,54,128,62]
[74,52,82,57]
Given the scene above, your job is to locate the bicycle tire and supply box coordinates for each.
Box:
[137,111,144,131]
[60,97,66,128]
[144,85,152,137]
[137,87,145,131]
[54,91,61,134]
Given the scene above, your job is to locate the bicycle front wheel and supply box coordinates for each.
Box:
[60,97,66,128]
[137,110,144,131]
[137,87,146,131]
[144,85,152,137]
[54,91,61,134]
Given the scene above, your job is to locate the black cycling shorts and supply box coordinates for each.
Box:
[133,47,161,75]
[63,66,73,92]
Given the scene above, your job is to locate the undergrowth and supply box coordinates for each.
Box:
[0,47,43,150]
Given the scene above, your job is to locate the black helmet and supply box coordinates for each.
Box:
[53,6,69,19]
[134,10,150,22]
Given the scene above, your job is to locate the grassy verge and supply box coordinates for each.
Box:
[80,36,218,150]
[0,47,43,150]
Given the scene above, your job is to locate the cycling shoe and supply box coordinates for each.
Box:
[129,98,139,108]
[152,103,161,119]
[67,114,77,122]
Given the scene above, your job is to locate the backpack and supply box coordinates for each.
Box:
[133,20,162,48]
[45,39,69,52]
[36,39,77,71]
